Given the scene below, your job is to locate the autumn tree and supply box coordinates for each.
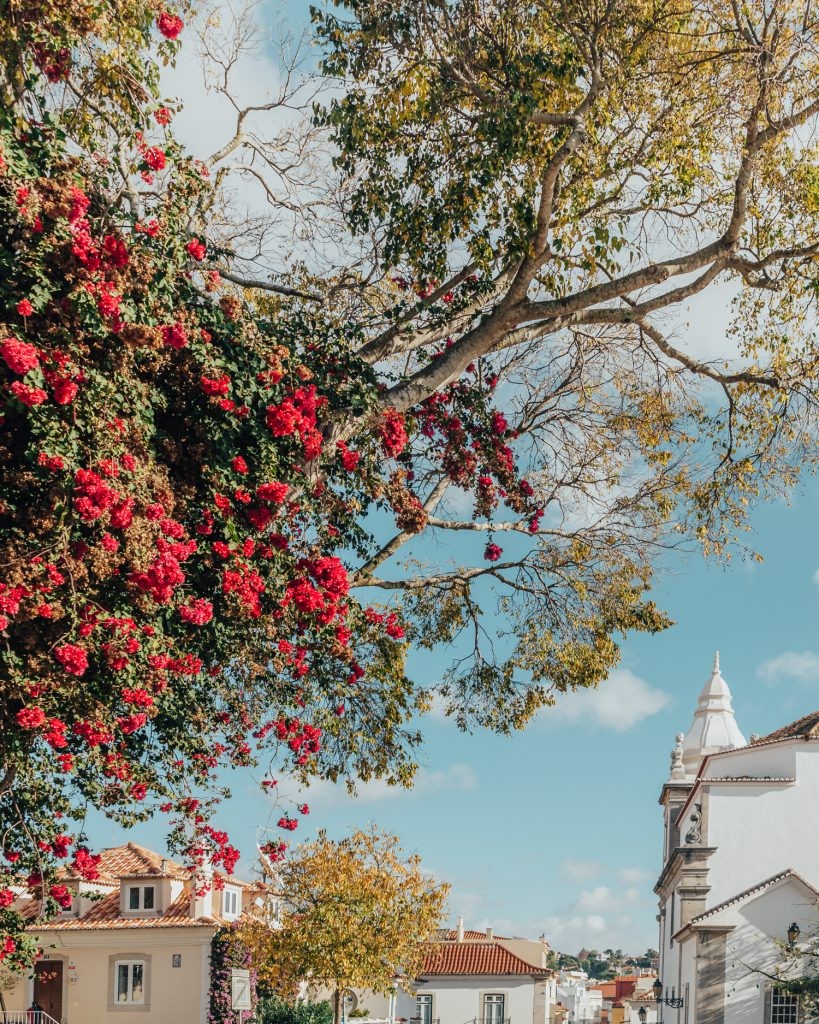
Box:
[241,829,448,1020]
[2,0,819,967]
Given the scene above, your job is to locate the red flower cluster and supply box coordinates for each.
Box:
[54,643,89,676]
[16,706,46,729]
[179,598,214,626]
[186,239,206,261]
[1,337,39,375]
[265,385,327,460]
[157,11,184,39]
[379,407,408,457]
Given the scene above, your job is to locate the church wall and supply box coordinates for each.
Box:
[695,931,726,1024]
[721,880,816,1023]
[706,746,819,903]
[705,744,795,780]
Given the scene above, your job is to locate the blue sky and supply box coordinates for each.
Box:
[91,0,819,958]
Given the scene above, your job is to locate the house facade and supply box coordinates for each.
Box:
[5,842,269,1024]
[655,654,819,1023]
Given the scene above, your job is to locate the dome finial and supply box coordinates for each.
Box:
[679,652,745,775]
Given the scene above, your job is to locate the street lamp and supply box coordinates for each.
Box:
[788,923,801,948]
[652,979,684,1009]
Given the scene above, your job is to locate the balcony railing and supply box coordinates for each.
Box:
[1,1011,62,1024]
[348,1018,441,1024]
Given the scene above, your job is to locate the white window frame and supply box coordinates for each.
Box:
[771,987,799,1023]
[127,885,155,911]
[114,961,146,1005]
[222,888,240,919]
[417,993,433,1024]
[483,993,506,1024]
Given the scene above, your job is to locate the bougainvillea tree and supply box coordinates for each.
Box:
[3,0,819,967]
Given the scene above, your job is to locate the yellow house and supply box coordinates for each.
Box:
[5,843,270,1024]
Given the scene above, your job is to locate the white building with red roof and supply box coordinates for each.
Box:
[656,655,819,1024]
[3,842,273,1024]
[337,920,559,1024]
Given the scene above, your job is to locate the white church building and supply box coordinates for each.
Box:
[656,654,819,1023]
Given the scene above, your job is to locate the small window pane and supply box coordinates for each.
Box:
[143,887,154,910]
[417,995,433,1024]
[117,964,129,1002]
[128,888,140,910]
[131,964,144,1003]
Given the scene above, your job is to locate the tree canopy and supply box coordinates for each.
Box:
[240,828,448,1010]
[1,0,819,966]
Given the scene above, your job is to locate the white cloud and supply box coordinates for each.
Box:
[618,867,651,885]
[757,650,819,685]
[576,886,642,913]
[577,887,617,911]
[542,669,671,732]
[287,762,477,809]
[561,859,605,882]
[540,912,611,949]
[813,567,819,586]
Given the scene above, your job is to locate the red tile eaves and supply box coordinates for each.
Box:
[423,943,551,977]
[29,891,222,931]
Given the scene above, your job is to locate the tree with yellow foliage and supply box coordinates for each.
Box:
[241,829,449,1021]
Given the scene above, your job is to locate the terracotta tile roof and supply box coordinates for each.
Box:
[214,871,259,891]
[60,843,189,883]
[438,929,509,941]
[754,711,819,744]
[681,869,818,930]
[31,842,260,931]
[422,942,550,977]
[30,891,220,931]
[626,990,657,1004]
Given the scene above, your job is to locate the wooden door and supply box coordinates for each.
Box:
[34,960,63,1022]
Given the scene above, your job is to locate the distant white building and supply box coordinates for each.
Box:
[656,654,819,1023]
[554,969,603,1021]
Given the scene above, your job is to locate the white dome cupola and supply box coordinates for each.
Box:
[680,652,746,775]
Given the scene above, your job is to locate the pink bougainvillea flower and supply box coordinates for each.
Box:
[54,643,89,676]
[1,337,40,375]
[186,238,206,261]
[483,542,503,562]
[156,12,184,39]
